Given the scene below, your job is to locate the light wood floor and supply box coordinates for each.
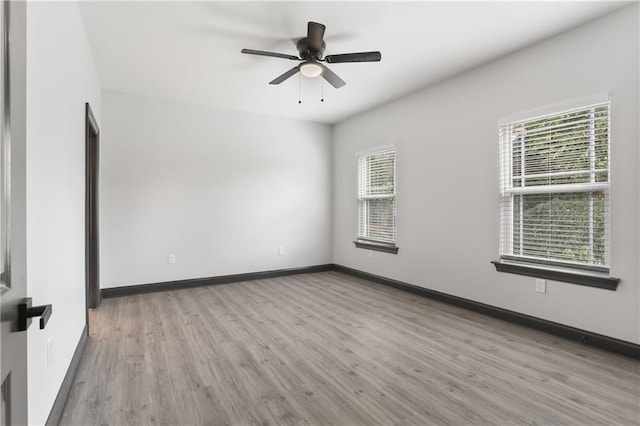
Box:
[61,271,640,425]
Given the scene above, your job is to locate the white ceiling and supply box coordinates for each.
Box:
[78,1,627,124]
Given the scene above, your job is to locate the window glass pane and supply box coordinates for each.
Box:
[513,192,606,265]
[365,152,395,196]
[358,199,396,243]
[595,105,609,182]
[511,106,608,187]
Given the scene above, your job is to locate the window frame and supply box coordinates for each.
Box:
[353,146,398,254]
[493,97,619,290]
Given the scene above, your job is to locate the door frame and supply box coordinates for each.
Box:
[0,0,28,424]
[85,103,100,321]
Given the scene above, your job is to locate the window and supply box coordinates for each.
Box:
[497,101,617,286]
[355,147,398,254]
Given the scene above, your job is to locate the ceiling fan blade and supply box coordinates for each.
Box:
[320,64,346,89]
[269,66,300,85]
[307,21,326,52]
[324,51,381,63]
[241,48,299,61]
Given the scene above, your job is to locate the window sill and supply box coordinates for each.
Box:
[491,260,620,290]
[354,241,399,254]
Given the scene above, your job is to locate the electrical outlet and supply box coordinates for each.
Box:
[368,250,373,258]
[278,247,285,256]
[535,278,546,294]
[47,337,54,367]
[168,254,176,264]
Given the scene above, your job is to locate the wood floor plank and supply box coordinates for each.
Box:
[61,272,640,425]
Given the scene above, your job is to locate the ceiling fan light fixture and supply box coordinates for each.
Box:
[299,61,323,78]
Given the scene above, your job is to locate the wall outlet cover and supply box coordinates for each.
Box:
[535,278,546,294]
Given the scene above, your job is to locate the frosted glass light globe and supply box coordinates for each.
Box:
[300,61,322,78]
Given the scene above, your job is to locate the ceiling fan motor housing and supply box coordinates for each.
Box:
[297,37,326,60]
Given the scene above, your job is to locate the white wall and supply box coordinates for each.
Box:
[26,2,101,424]
[333,5,639,344]
[100,90,332,288]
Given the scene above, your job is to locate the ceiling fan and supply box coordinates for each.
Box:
[241,21,381,89]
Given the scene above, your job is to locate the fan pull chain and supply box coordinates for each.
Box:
[298,73,302,104]
[321,73,324,102]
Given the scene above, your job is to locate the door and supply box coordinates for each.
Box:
[85,103,100,313]
[0,1,28,424]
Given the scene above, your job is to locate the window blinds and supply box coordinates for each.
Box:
[499,102,610,270]
[357,148,396,245]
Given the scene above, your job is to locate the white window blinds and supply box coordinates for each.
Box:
[499,101,610,270]
[357,148,396,245]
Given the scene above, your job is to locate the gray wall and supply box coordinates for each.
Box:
[26,2,101,424]
[332,5,639,344]
[100,90,333,288]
